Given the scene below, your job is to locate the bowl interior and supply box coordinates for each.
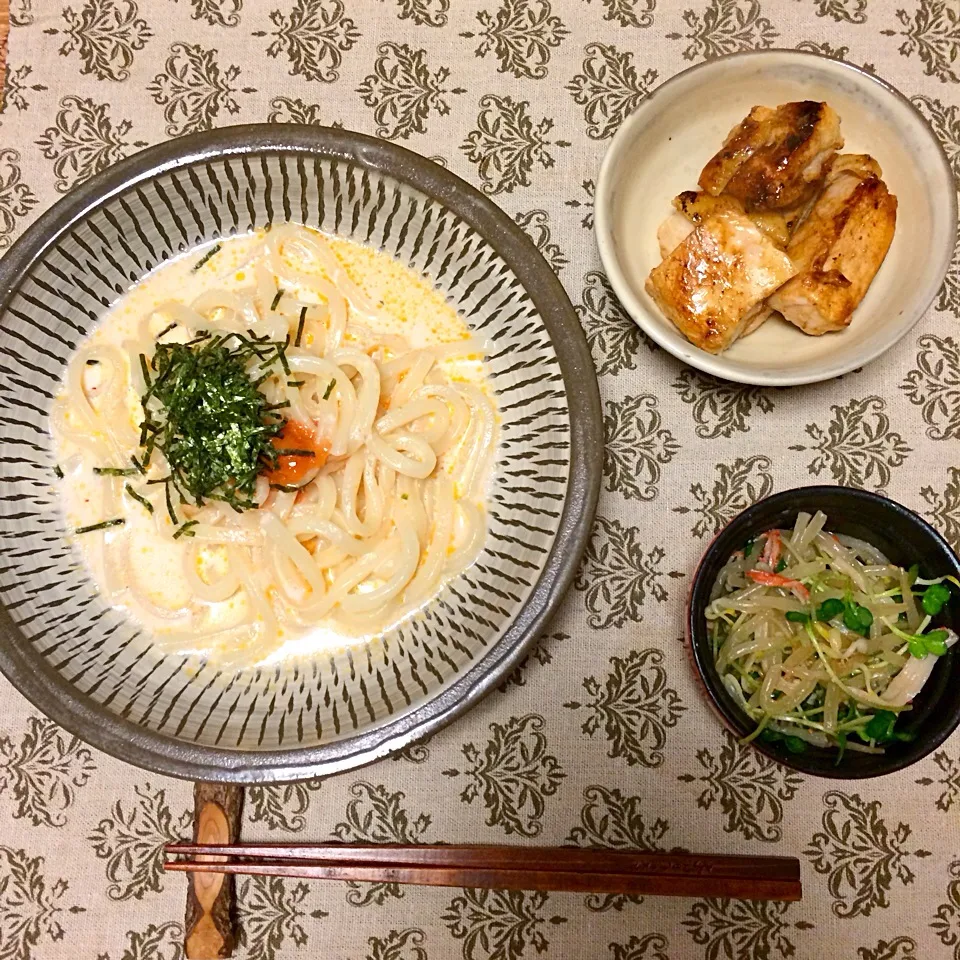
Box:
[596,51,956,386]
[687,486,960,778]
[0,129,598,780]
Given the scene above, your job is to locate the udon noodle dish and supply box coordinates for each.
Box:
[51,224,498,671]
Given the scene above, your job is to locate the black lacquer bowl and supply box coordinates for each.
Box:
[687,486,960,778]
[0,126,602,782]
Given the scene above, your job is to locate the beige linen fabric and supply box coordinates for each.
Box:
[1,0,960,957]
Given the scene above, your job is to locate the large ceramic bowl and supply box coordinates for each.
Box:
[0,126,602,782]
[595,50,957,386]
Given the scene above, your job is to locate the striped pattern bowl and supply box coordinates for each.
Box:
[0,126,601,782]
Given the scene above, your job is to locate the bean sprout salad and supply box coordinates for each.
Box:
[707,510,957,758]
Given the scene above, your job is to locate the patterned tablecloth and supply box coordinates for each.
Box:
[1,0,960,957]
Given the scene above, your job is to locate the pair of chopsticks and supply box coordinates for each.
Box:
[165,842,801,901]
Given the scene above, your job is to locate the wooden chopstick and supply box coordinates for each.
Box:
[164,843,801,901]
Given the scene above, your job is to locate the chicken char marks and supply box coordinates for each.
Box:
[699,101,843,212]
[674,190,791,247]
[768,154,897,335]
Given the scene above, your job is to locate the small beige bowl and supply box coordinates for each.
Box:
[595,50,957,386]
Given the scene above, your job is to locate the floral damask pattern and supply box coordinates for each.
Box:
[884,0,960,84]
[9,0,35,27]
[902,336,960,440]
[247,780,322,833]
[394,738,432,764]
[916,750,960,812]
[514,209,567,273]
[857,939,918,960]
[790,396,911,490]
[565,649,684,767]
[564,178,595,228]
[0,149,37,250]
[266,96,337,126]
[0,718,95,828]
[36,96,146,193]
[0,66,46,117]
[567,785,671,851]
[567,784,670,911]
[683,898,813,960]
[796,38,876,71]
[575,517,684,628]
[608,933,671,960]
[567,43,658,140]
[0,2,957,957]
[464,0,569,80]
[815,0,868,24]
[933,226,960,316]
[97,921,184,960]
[602,394,680,501]
[461,95,568,195]
[576,271,654,376]
[442,888,566,960]
[931,861,960,960]
[499,631,568,690]
[672,369,776,438]
[258,0,360,83]
[912,94,960,187]
[237,875,326,960]
[0,847,84,960]
[587,0,657,28]
[668,0,779,61]
[147,42,251,136]
[173,0,243,27]
[674,455,773,538]
[357,43,462,141]
[678,731,802,842]
[443,715,565,837]
[805,791,931,918]
[360,928,429,960]
[87,783,191,901]
[57,0,152,82]
[395,0,449,27]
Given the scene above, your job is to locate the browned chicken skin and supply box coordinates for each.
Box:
[699,101,844,211]
[646,208,797,354]
[674,190,791,247]
[767,153,898,335]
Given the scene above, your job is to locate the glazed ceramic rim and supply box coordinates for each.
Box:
[0,125,603,782]
[595,49,958,387]
[685,485,960,779]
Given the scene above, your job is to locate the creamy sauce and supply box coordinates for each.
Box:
[51,227,498,669]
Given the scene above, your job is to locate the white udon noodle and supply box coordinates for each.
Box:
[52,224,498,670]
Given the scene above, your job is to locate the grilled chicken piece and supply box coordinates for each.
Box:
[674,190,791,247]
[826,153,882,179]
[657,211,694,259]
[657,201,781,337]
[646,207,797,354]
[767,154,897,335]
[743,304,775,336]
[699,102,843,211]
